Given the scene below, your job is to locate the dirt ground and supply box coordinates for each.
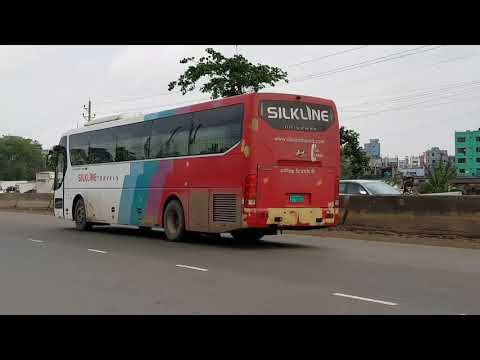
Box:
[286,226,480,250]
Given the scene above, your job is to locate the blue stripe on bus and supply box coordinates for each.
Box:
[128,161,158,226]
[144,110,176,121]
[118,162,145,225]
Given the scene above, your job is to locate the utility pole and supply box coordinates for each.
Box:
[82,98,96,123]
[235,45,239,55]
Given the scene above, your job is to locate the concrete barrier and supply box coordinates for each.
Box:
[0,193,53,211]
[340,195,480,238]
[1,193,479,238]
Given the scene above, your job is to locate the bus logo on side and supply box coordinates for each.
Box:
[296,149,305,158]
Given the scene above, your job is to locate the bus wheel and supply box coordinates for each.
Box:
[163,200,187,242]
[230,229,264,243]
[74,198,92,231]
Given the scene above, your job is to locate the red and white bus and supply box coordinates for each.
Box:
[53,92,340,242]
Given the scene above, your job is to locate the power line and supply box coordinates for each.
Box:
[285,45,369,68]
[289,45,446,84]
[94,47,370,106]
[95,90,180,105]
[96,45,446,112]
[343,86,480,120]
[96,96,211,116]
[338,79,480,111]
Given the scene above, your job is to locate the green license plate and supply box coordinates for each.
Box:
[290,195,304,203]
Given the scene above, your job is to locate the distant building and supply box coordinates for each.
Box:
[424,147,449,169]
[398,156,409,169]
[368,157,383,177]
[455,129,480,177]
[448,155,456,169]
[364,139,380,158]
[419,153,426,168]
[382,156,398,168]
[410,156,421,168]
[399,168,425,177]
[36,172,55,193]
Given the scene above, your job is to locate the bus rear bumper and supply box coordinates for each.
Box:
[243,207,340,228]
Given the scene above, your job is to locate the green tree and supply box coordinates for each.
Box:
[168,48,289,99]
[46,149,57,171]
[420,163,457,194]
[384,171,402,188]
[340,126,370,179]
[0,136,47,181]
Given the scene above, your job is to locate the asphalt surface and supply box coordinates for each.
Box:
[0,211,479,314]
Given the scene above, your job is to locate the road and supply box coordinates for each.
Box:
[0,211,479,314]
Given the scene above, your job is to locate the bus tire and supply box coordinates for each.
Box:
[163,199,187,242]
[74,197,92,231]
[230,229,264,243]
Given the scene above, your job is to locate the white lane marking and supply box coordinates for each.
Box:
[28,239,44,243]
[333,292,398,306]
[176,264,208,272]
[87,248,108,254]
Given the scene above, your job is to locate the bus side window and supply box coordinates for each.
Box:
[115,122,152,162]
[69,133,89,166]
[150,114,191,159]
[88,128,115,164]
[189,104,243,156]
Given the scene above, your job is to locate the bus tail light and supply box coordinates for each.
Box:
[244,174,257,208]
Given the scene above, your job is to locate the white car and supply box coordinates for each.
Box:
[340,180,402,196]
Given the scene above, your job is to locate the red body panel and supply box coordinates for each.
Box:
[152,93,340,231]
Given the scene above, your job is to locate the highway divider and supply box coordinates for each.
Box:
[0,193,53,211]
[1,193,479,238]
[339,195,480,238]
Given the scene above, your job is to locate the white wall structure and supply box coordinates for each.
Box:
[36,172,55,193]
[15,182,36,193]
[0,180,28,192]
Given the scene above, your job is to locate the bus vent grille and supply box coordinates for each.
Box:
[213,194,238,222]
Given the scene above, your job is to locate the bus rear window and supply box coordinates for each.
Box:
[259,100,334,132]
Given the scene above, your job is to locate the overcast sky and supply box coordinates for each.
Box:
[1,45,479,157]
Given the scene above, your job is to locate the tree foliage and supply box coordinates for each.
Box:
[168,48,289,99]
[340,126,370,179]
[420,163,457,194]
[0,136,47,181]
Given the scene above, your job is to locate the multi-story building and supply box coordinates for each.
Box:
[382,156,398,168]
[364,139,380,158]
[419,153,426,168]
[410,156,421,168]
[424,147,449,169]
[398,156,409,169]
[448,155,456,169]
[455,129,480,177]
